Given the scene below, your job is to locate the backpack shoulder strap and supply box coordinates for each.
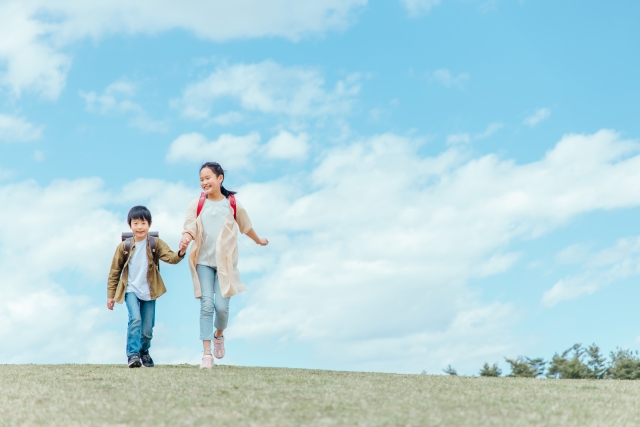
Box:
[123,238,132,256]
[196,192,207,217]
[149,235,157,254]
[229,194,237,221]
[149,236,159,270]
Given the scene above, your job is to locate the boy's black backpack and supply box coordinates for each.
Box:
[122,232,159,269]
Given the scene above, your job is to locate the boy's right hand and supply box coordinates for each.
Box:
[107,299,115,310]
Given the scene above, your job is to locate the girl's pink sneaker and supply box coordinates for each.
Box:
[200,354,214,369]
[213,336,225,359]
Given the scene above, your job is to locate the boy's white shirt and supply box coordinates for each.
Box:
[196,198,231,268]
[126,237,151,301]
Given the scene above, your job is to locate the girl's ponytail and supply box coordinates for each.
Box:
[220,184,236,198]
[200,162,237,198]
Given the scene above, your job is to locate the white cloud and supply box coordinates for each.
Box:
[0,168,12,180]
[400,0,442,16]
[80,80,167,132]
[543,237,640,307]
[0,0,367,99]
[166,132,261,170]
[264,131,310,161]
[446,133,471,145]
[0,113,43,142]
[179,60,361,120]
[446,122,502,145]
[428,68,470,89]
[555,243,591,264]
[5,127,640,373]
[33,150,45,161]
[523,108,551,127]
[479,0,499,13]
[210,111,244,126]
[0,2,71,99]
[0,176,202,363]
[0,178,123,362]
[476,122,503,139]
[227,128,640,373]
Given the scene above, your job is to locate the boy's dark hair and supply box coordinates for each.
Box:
[200,162,237,198]
[127,206,152,226]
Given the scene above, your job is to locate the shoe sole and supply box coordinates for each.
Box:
[214,340,225,359]
[128,360,142,368]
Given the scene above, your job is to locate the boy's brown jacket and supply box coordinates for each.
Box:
[107,237,184,303]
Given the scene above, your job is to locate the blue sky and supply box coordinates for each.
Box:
[1,0,640,375]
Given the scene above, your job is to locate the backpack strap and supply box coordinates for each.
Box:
[123,236,159,270]
[197,192,236,221]
[123,237,132,257]
[196,192,207,217]
[149,235,159,271]
[229,194,237,221]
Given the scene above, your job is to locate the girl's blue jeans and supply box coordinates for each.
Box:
[125,292,155,356]
[197,264,230,340]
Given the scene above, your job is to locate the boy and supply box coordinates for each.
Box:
[107,206,186,368]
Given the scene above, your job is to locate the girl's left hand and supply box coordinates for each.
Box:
[258,238,269,246]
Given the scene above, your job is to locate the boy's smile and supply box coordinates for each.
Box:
[130,218,151,242]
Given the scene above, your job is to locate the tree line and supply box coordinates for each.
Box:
[440,344,640,379]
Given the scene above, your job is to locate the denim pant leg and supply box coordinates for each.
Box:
[197,265,230,340]
[213,273,230,332]
[125,292,142,356]
[139,299,156,353]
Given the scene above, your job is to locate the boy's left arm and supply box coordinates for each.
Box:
[156,238,185,264]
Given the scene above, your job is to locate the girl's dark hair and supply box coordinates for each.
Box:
[200,162,237,198]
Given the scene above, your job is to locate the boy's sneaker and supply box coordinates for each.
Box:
[213,336,225,359]
[140,350,154,368]
[200,354,214,369]
[127,354,142,368]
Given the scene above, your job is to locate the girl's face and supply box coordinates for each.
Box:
[200,167,223,195]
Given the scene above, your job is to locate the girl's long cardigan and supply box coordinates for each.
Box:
[182,196,253,299]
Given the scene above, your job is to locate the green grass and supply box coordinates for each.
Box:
[1,365,640,426]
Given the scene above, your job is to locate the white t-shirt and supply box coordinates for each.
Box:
[126,237,151,301]
[196,197,232,267]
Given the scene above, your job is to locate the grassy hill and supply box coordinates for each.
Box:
[1,364,640,426]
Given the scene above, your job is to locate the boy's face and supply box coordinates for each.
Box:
[130,218,151,241]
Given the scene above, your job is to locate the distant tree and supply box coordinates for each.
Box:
[479,362,501,377]
[505,356,546,378]
[586,344,607,379]
[443,365,458,376]
[547,344,590,379]
[608,348,640,380]
[420,370,427,375]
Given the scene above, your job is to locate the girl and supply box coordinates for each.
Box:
[180,162,268,369]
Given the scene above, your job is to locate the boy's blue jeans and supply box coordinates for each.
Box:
[197,264,230,340]
[125,292,156,356]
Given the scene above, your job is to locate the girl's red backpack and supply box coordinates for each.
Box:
[196,193,236,220]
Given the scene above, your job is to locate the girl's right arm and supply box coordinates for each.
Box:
[181,199,198,247]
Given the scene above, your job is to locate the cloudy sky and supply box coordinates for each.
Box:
[1,0,640,375]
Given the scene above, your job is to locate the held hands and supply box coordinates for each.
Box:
[107,299,115,310]
[179,234,192,254]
